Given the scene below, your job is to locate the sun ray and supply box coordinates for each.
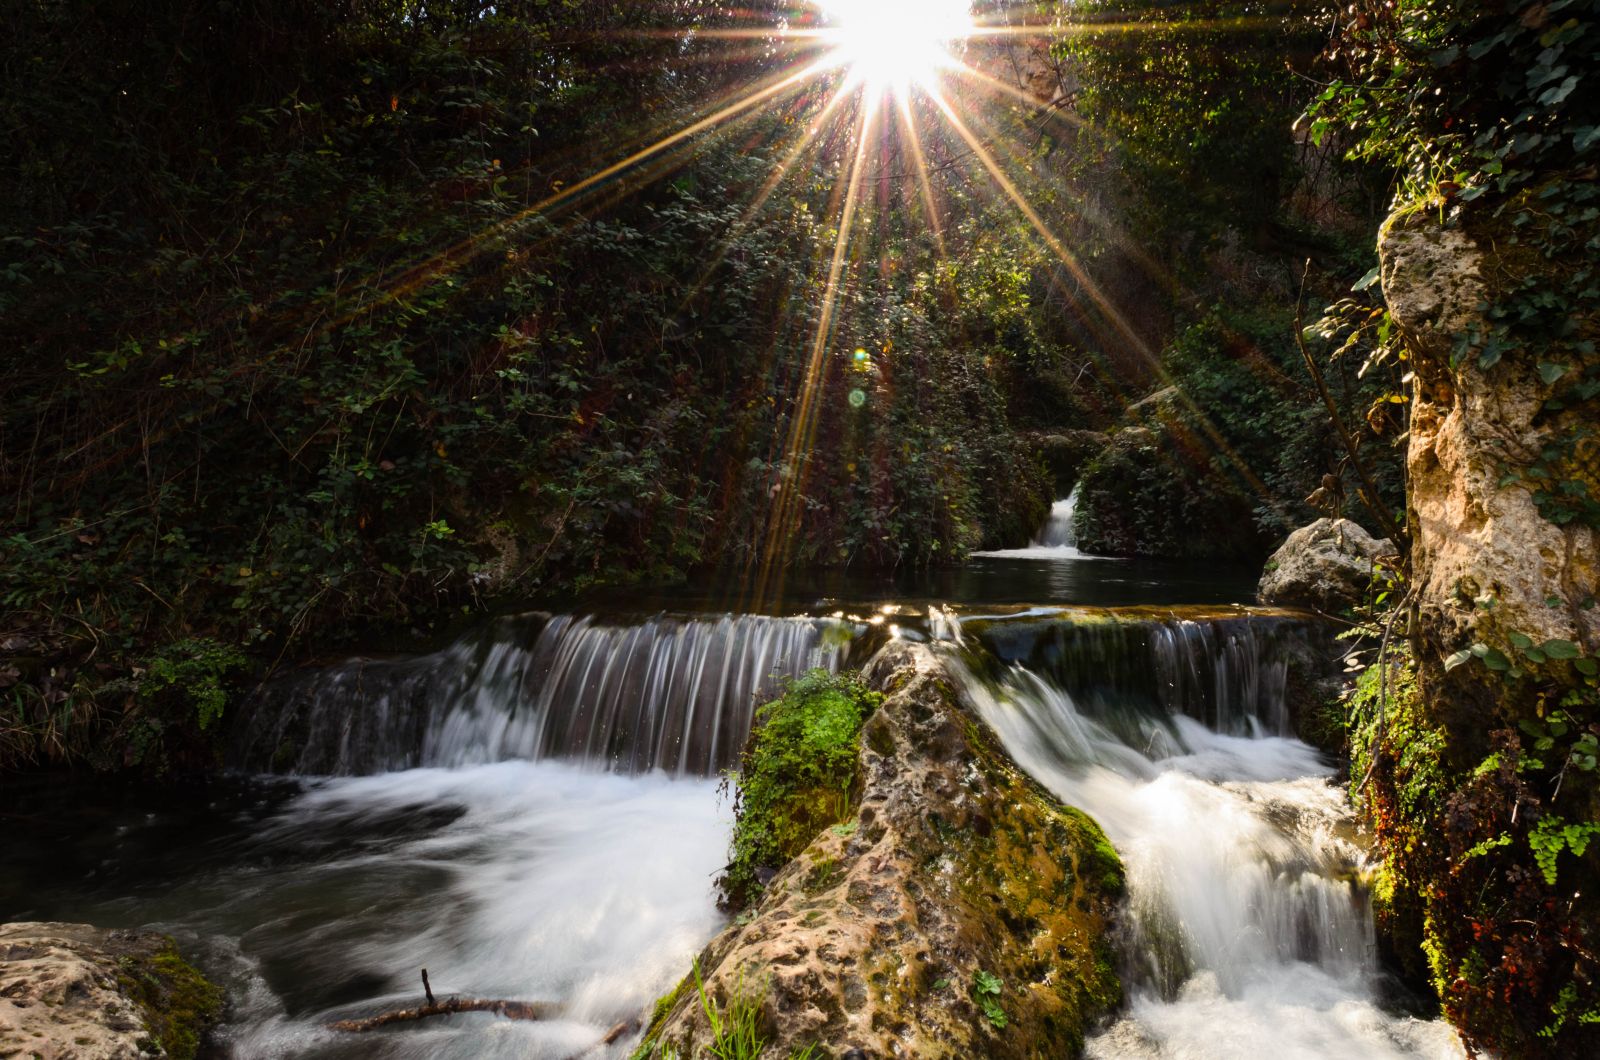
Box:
[663,75,860,325]
[753,93,881,609]
[896,93,946,252]
[927,89,1284,504]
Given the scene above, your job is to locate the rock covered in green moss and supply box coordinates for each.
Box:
[719,669,883,911]
[640,644,1122,1059]
[0,922,221,1060]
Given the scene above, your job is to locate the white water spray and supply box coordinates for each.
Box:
[949,656,1464,1059]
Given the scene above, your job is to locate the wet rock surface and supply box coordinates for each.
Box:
[643,644,1123,1059]
[1257,517,1394,613]
[0,922,219,1060]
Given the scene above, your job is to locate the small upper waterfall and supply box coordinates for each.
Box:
[971,483,1100,560]
[1035,485,1081,548]
[232,612,852,776]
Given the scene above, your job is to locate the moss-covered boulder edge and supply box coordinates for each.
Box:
[636,643,1124,1059]
[0,922,222,1059]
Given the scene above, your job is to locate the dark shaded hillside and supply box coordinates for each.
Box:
[0,1,1385,771]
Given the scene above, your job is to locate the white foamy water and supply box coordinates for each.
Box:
[97,762,727,1059]
[949,657,1466,1060]
[974,485,1111,560]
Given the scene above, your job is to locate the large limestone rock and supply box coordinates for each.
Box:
[1257,518,1394,613]
[642,644,1123,1059]
[1381,211,1599,692]
[0,923,220,1060]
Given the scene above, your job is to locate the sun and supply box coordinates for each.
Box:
[819,0,975,93]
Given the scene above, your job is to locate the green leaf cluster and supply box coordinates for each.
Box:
[971,969,1008,1030]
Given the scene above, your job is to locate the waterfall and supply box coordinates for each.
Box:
[944,633,1464,1058]
[233,612,852,777]
[1035,484,1081,548]
[971,483,1101,559]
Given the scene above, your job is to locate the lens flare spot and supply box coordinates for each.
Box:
[848,388,867,408]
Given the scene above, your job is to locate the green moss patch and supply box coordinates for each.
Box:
[115,941,223,1060]
[718,669,882,910]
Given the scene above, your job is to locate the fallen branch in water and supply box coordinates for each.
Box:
[328,969,555,1033]
[328,996,556,1033]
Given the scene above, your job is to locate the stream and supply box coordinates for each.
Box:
[0,545,1465,1058]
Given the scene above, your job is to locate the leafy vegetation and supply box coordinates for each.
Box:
[0,2,1117,773]
[718,669,882,911]
[1349,620,1600,1052]
[1075,302,1406,558]
[972,969,1008,1030]
[1312,1,1600,1052]
[1049,1,1406,559]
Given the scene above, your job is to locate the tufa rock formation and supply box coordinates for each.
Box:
[1382,209,1598,699]
[1369,205,1600,1055]
[0,922,221,1060]
[638,644,1123,1058]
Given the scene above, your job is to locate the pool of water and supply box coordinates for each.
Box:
[2,764,727,1059]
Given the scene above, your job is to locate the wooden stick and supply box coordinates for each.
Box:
[422,968,435,1007]
[329,996,555,1033]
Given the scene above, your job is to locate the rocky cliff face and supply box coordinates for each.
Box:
[1381,210,1599,703]
[1371,207,1600,1055]
[638,644,1123,1059]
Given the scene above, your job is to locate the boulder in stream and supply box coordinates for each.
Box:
[1257,517,1394,613]
[0,922,221,1060]
[639,643,1123,1058]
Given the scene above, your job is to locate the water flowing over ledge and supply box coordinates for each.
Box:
[232,611,854,776]
[940,629,1464,1058]
[232,603,1318,779]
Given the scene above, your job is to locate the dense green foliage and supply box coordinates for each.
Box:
[1055,1,1331,252]
[1044,1,1404,558]
[1351,636,1600,1053]
[1075,302,1405,557]
[718,669,881,911]
[0,1,1117,771]
[1317,1,1600,1053]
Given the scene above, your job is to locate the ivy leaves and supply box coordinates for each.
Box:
[1446,633,1593,675]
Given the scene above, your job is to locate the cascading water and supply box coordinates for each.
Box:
[972,483,1101,560]
[234,611,850,776]
[1036,485,1083,548]
[5,595,1472,1058]
[940,614,1465,1059]
[11,610,855,1059]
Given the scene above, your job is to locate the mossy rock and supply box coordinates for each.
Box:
[644,645,1122,1059]
[0,923,222,1060]
[116,940,224,1060]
